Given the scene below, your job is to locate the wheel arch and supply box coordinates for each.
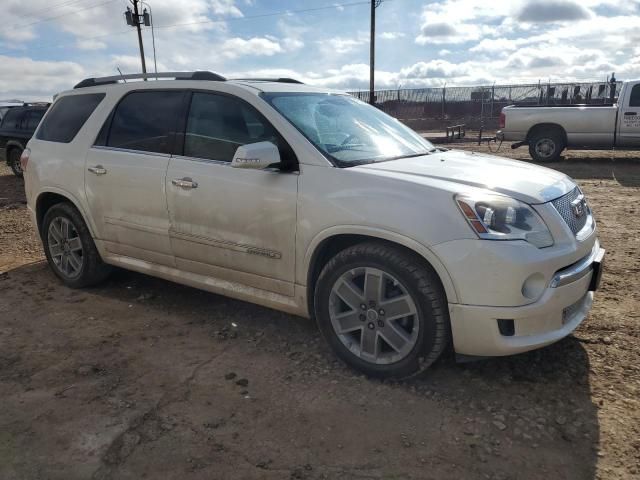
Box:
[4,140,25,162]
[35,189,96,239]
[304,227,459,317]
[526,123,568,145]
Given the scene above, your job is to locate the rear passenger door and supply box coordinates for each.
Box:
[85,90,185,266]
[166,91,298,296]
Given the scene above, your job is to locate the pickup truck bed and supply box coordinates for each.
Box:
[497,79,640,161]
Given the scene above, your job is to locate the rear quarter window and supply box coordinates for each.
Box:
[36,93,105,143]
[1,108,24,129]
[629,84,640,107]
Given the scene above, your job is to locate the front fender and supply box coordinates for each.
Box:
[301,225,459,304]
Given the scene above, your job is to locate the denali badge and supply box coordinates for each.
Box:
[571,195,586,218]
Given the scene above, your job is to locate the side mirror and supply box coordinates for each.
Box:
[231,141,280,170]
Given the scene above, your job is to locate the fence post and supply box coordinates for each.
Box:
[491,84,495,119]
[441,87,446,120]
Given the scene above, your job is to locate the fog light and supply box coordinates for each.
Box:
[522,272,546,300]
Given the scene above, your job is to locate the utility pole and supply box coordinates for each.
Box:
[369,0,382,105]
[124,0,147,76]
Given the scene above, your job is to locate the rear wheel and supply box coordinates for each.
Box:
[42,203,111,288]
[528,128,565,162]
[314,242,450,379]
[8,147,23,177]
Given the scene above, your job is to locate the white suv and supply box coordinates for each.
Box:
[23,71,604,378]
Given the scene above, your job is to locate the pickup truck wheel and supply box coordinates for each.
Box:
[42,203,111,288]
[528,129,564,162]
[8,148,23,177]
[314,242,450,379]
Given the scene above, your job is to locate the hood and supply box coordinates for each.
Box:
[355,149,575,204]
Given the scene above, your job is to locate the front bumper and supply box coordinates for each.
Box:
[447,242,604,357]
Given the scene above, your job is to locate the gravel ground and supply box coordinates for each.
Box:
[0,146,639,480]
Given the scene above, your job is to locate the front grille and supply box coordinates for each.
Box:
[551,187,589,235]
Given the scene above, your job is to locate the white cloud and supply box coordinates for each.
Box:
[319,32,368,55]
[219,37,282,59]
[277,19,306,52]
[76,39,107,51]
[0,55,84,100]
[399,60,472,79]
[210,0,244,17]
[515,0,592,23]
[470,38,519,53]
[380,32,406,40]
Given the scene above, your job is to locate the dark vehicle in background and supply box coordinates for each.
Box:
[0,101,25,123]
[0,104,49,177]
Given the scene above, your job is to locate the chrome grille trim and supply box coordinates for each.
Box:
[551,187,590,236]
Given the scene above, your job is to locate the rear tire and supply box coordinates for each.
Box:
[8,147,23,177]
[42,202,111,288]
[528,128,565,162]
[314,242,450,379]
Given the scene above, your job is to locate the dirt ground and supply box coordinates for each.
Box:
[1,145,639,480]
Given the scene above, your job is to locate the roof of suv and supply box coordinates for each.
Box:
[65,71,343,97]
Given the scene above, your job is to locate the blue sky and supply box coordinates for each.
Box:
[1,0,639,100]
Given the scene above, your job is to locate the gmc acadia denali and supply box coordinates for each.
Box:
[22,71,604,378]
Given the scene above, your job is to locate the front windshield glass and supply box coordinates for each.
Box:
[262,93,435,166]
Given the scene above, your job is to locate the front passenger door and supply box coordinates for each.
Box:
[618,82,640,147]
[166,92,298,296]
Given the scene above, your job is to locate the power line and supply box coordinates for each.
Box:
[152,1,375,30]
[0,0,386,57]
[8,0,97,21]
[11,0,120,29]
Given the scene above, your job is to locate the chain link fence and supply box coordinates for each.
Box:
[349,80,622,130]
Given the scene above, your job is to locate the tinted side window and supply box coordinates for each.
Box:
[25,110,45,131]
[107,91,184,154]
[37,94,105,143]
[184,92,282,163]
[629,84,640,107]
[1,108,24,129]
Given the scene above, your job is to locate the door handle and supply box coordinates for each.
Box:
[88,165,107,175]
[171,177,198,189]
[624,112,637,116]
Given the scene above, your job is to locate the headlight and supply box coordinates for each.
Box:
[455,194,553,248]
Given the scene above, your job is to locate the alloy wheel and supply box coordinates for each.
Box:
[329,267,419,365]
[47,216,83,278]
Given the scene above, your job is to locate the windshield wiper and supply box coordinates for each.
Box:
[382,151,434,162]
[337,150,436,168]
[326,145,369,154]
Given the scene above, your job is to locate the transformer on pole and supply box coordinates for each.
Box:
[124,0,147,77]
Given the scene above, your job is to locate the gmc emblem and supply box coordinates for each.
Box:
[571,195,587,218]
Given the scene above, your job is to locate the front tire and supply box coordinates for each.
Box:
[8,147,23,177]
[314,242,450,379]
[42,203,111,288]
[528,128,565,162]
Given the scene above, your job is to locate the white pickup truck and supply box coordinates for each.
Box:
[497,79,640,162]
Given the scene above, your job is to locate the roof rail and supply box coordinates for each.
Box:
[233,77,304,84]
[74,71,227,89]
